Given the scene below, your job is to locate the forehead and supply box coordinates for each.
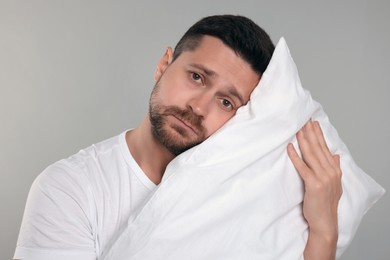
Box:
[174,36,260,102]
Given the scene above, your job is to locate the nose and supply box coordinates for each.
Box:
[187,92,211,117]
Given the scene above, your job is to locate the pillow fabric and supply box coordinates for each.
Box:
[102,38,385,260]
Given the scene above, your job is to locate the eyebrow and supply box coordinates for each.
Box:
[188,63,216,77]
[188,63,245,106]
[225,87,245,106]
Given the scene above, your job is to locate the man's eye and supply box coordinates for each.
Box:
[191,72,202,82]
[220,99,234,110]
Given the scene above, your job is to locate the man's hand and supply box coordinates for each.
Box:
[287,120,342,260]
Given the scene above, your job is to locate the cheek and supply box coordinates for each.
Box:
[156,82,182,105]
[203,112,234,137]
[157,75,191,105]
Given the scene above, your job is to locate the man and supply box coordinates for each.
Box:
[14,15,342,260]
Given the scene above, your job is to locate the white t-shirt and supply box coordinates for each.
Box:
[14,131,156,260]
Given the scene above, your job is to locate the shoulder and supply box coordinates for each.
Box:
[66,133,124,173]
[38,132,126,185]
[28,132,129,218]
[14,132,129,258]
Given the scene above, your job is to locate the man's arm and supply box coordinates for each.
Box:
[288,120,342,260]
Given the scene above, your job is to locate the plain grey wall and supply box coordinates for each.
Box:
[1,0,389,259]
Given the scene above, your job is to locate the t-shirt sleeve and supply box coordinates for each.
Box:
[14,161,97,260]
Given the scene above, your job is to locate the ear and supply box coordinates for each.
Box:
[154,47,174,81]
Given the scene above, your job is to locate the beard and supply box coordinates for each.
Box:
[149,84,207,155]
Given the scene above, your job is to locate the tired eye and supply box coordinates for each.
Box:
[219,98,234,110]
[191,72,202,83]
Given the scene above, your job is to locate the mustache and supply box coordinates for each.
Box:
[163,106,204,132]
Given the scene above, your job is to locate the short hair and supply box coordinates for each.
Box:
[173,15,275,75]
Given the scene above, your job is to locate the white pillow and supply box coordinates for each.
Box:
[102,38,385,260]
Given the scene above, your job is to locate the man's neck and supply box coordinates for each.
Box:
[125,116,175,185]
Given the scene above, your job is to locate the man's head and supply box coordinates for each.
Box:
[173,15,274,76]
[149,15,274,155]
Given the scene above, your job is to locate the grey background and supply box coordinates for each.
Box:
[1,0,389,259]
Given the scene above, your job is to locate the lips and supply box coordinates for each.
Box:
[171,114,198,135]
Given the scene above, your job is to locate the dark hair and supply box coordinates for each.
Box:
[173,15,275,75]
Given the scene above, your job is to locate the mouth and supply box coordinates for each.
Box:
[171,114,198,135]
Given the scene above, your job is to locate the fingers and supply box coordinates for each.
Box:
[296,121,336,175]
[312,121,338,168]
[301,121,329,169]
[288,120,343,181]
[332,154,340,168]
[296,123,323,172]
[287,143,311,181]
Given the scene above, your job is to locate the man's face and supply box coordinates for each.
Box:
[150,36,260,155]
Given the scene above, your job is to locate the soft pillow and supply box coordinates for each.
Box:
[102,38,385,260]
